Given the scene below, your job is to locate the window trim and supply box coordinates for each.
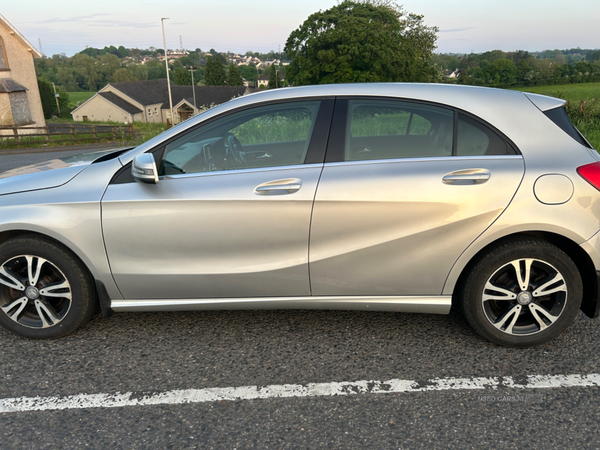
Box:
[324,96,521,163]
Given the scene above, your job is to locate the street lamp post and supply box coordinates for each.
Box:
[161,18,174,126]
[187,66,197,111]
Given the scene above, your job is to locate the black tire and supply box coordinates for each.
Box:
[0,235,96,339]
[460,238,582,347]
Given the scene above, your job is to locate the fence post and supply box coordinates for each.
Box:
[93,125,98,141]
[71,125,76,141]
[12,127,19,144]
[129,123,134,137]
[44,126,50,142]
[112,126,116,139]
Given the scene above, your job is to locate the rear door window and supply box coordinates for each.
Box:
[345,100,454,161]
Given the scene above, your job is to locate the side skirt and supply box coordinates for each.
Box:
[111,296,451,314]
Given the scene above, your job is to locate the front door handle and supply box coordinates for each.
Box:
[442,169,491,185]
[255,178,302,195]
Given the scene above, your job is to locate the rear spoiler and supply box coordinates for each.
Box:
[524,92,566,112]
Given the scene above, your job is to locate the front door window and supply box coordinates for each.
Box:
[160,101,322,175]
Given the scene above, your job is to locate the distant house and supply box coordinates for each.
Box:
[446,69,461,79]
[71,79,249,125]
[257,72,284,89]
[257,74,269,88]
[0,14,45,134]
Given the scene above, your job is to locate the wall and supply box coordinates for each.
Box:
[0,19,45,133]
[71,95,133,123]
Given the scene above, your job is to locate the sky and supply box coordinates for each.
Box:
[2,0,599,57]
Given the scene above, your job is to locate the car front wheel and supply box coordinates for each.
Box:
[460,239,582,347]
[0,235,96,339]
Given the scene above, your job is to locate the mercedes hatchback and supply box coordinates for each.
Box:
[1,83,599,347]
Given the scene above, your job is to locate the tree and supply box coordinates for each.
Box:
[227,63,244,86]
[173,67,192,85]
[267,64,281,88]
[129,63,149,81]
[204,55,226,85]
[79,47,98,58]
[98,53,121,83]
[56,65,79,91]
[37,79,55,119]
[54,86,70,118]
[112,68,137,83]
[489,59,517,86]
[284,1,438,85]
[238,64,258,82]
[146,59,167,80]
[72,53,100,90]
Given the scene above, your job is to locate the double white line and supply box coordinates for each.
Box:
[2,373,599,413]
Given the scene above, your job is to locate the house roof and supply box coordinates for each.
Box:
[0,14,43,58]
[0,78,27,93]
[98,91,143,114]
[109,79,172,107]
[73,80,247,117]
[168,85,247,110]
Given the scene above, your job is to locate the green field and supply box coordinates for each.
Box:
[514,82,600,150]
[514,82,600,102]
[67,92,95,104]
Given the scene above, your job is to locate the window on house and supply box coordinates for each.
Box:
[0,79,34,126]
[8,92,33,125]
[0,37,8,70]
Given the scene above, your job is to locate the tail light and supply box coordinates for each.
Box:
[577,162,600,191]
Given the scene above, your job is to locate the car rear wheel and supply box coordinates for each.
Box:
[460,239,582,347]
[0,235,96,339]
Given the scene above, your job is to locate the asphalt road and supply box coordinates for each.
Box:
[0,307,599,449]
[0,145,123,173]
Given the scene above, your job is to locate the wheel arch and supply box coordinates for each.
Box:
[451,231,598,318]
[0,228,97,279]
[0,229,113,316]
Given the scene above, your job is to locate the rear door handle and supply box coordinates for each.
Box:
[442,169,491,185]
[255,178,302,195]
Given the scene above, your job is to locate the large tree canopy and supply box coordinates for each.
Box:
[284,1,438,85]
[204,55,226,86]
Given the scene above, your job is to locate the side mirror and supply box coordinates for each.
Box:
[132,153,159,184]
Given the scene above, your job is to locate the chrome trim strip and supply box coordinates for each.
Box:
[162,163,324,180]
[324,155,523,168]
[111,296,451,314]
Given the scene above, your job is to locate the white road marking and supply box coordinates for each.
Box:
[1,373,599,414]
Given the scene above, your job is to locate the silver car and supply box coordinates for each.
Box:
[1,83,599,347]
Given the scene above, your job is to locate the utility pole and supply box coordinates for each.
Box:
[187,66,197,111]
[52,82,60,115]
[38,38,44,56]
[180,35,183,52]
[161,18,174,127]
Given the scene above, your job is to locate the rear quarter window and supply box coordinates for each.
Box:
[457,114,517,156]
[544,106,592,148]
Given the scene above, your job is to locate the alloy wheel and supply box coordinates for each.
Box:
[482,258,567,336]
[0,255,72,329]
